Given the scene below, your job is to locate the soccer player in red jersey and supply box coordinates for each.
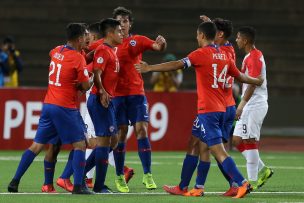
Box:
[112,6,167,190]
[56,23,100,192]
[86,18,123,193]
[136,22,264,198]
[7,23,94,194]
[233,26,273,190]
[185,16,240,197]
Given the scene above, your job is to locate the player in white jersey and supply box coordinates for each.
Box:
[233,26,273,190]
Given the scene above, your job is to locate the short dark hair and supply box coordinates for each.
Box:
[212,18,233,39]
[238,26,256,44]
[198,22,217,40]
[3,36,14,44]
[66,23,87,40]
[88,22,101,35]
[113,6,133,22]
[100,18,121,38]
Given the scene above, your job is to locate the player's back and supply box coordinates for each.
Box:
[241,48,268,109]
[115,35,154,96]
[220,43,236,107]
[186,45,240,114]
[44,45,88,109]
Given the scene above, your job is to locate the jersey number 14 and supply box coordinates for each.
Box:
[211,64,228,89]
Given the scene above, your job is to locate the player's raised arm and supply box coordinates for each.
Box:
[152,35,167,51]
[200,15,211,22]
[135,60,184,73]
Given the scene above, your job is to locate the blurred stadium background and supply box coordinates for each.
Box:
[0,0,303,149]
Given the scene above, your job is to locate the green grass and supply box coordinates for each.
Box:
[0,150,304,202]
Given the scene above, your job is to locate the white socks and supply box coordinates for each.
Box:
[85,148,95,179]
[245,149,259,181]
[108,151,115,167]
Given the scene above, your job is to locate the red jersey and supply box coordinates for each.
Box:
[115,35,154,96]
[220,43,236,107]
[91,43,120,97]
[44,45,89,109]
[182,45,241,114]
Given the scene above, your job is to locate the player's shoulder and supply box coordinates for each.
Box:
[251,48,263,57]
[95,44,113,58]
[89,38,104,51]
[247,48,263,62]
[130,34,152,42]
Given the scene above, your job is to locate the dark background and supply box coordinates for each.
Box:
[1,0,303,134]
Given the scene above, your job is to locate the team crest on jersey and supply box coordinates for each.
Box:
[109,126,115,133]
[97,57,104,64]
[130,40,137,47]
[84,69,89,76]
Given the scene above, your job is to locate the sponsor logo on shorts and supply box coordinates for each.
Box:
[109,126,115,133]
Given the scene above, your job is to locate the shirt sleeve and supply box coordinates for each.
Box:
[247,56,263,77]
[93,47,109,72]
[77,56,90,83]
[137,35,154,53]
[227,59,241,78]
[182,50,200,69]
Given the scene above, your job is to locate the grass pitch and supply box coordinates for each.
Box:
[0,150,304,203]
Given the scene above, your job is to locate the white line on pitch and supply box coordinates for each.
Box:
[1,191,304,195]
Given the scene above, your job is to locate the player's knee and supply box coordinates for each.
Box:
[29,142,44,155]
[232,136,242,147]
[186,135,199,155]
[135,124,148,139]
[209,144,228,163]
[45,144,60,162]
[118,125,128,142]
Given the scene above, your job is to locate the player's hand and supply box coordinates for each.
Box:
[154,35,167,51]
[88,71,94,87]
[155,35,166,45]
[235,107,243,120]
[99,89,110,108]
[135,61,150,73]
[235,100,246,120]
[87,137,97,149]
[200,15,211,22]
[256,75,264,86]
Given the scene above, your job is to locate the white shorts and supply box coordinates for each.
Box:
[233,106,268,141]
[84,109,96,138]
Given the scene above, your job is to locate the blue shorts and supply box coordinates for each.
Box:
[34,104,86,145]
[112,95,149,126]
[87,94,117,136]
[222,106,236,142]
[191,112,224,147]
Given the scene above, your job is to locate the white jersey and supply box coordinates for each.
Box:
[84,87,95,136]
[241,48,268,110]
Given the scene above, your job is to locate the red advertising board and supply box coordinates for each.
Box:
[0,88,197,151]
